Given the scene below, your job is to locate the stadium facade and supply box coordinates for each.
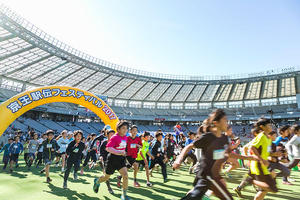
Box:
[0,5,300,134]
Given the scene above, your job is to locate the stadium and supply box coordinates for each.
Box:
[0,2,300,200]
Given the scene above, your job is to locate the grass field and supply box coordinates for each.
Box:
[0,155,300,200]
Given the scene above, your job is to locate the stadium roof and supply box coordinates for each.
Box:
[0,4,299,110]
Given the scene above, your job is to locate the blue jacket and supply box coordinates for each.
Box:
[9,142,23,154]
[0,143,11,156]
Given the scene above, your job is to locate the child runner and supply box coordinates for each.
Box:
[233,127,260,198]
[267,131,290,184]
[93,121,130,200]
[35,133,47,168]
[27,133,39,169]
[173,109,255,200]
[56,130,70,172]
[117,125,142,187]
[286,124,300,170]
[166,133,177,166]
[38,130,59,183]
[0,138,13,170]
[249,118,278,200]
[136,131,154,187]
[9,136,23,173]
[149,131,168,182]
[63,130,85,189]
[81,133,97,172]
[183,132,197,174]
[99,129,116,194]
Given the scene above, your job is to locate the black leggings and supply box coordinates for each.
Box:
[181,177,233,200]
[83,151,97,167]
[149,157,167,180]
[35,152,43,167]
[288,159,300,169]
[64,158,80,182]
[183,153,197,166]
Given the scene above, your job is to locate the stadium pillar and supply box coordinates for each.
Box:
[0,86,119,136]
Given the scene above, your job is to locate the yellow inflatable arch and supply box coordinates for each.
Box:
[0,86,119,136]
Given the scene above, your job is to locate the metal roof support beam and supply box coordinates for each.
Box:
[170,84,184,102]
[4,54,52,76]
[0,45,35,62]
[157,83,173,102]
[29,61,69,82]
[0,34,15,42]
[128,81,148,100]
[102,77,126,95]
[184,84,197,102]
[51,66,85,85]
[87,74,112,91]
[114,78,137,98]
[142,82,161,101]
[72,70,97,87]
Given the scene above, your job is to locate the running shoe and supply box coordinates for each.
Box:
[146,182,153,187]
[121,195,131,200]
[63,181,67,189]
[46,177,52,183]
[233,187,243,198]
[80,168,84,175]
[134,181,140,187]
[108,187,114,194]
[93,178,100,193]
[73,173,78,180]
[283,181,293,185]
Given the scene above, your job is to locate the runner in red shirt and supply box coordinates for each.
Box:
[117,125,142,187]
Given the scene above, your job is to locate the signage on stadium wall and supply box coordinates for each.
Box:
[0,86,119,136]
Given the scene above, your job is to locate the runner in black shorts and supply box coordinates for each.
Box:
[173,109,256,200]
[93,121,131,200]
[117,125,142,188]
[99,129,116,194]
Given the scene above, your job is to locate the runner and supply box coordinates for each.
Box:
[81,133,97,172]
[63,130,85,189]
[38,130,59,183]
[27,133,39,169]
[99,129,116,194]
[93,121,130,200]
[286,124,300,170]
[56,130,70,172]
[117,125,142,187]
[249,118,278,200]
[173,109,255,200]
[0,137,13,170]
[183,132,197,174]
[166,133,177,166]
[9,136,23,173]
[35,133,47,168]
[136,131,155,187]
[149,131,168,182]
[233,127,260,198]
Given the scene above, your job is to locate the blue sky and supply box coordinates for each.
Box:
[2,0,300,76]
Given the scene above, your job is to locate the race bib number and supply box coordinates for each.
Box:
[213,149,225,160]
[130,144,137,148]
[120,140,127,148]
[73,148,79,153]
[47,144,52,148]
[14,145,18,149]
[267,145,271,153]
[32,145,36,149]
